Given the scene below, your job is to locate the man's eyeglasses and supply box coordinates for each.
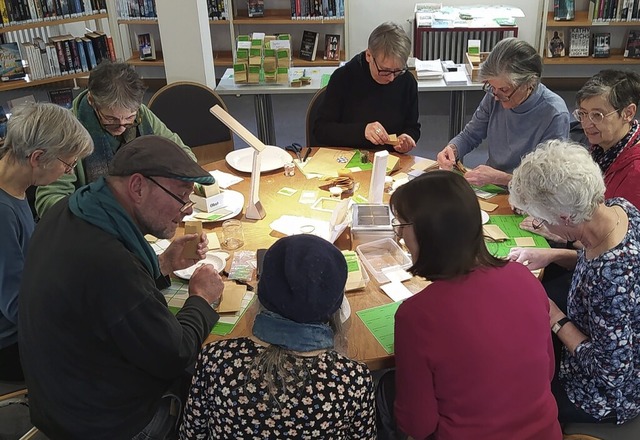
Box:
[95,107,140,130]
[145,176,195,213]
[482,82,523,102]
[531,218,547,230]
[372,57,407,78]
[572,108,619,125]
[391,217,413,236]
[56,157,78,174]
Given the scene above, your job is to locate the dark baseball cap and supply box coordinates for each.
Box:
[109,135,215,184]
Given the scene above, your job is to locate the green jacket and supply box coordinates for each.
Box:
[35,89,195,217]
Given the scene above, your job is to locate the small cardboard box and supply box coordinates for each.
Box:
[189,191,225,213]
[465,51,489,83]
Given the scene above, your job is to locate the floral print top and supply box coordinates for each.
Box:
[560,198,640,423]
[179,338,377,439]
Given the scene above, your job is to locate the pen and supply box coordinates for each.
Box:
[302,146,312,162]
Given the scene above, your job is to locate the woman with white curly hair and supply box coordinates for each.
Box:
[508,139,640,425]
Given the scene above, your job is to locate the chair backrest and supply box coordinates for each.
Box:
[147,81,234,164]
[306,86,326,147]
[563,414,640,440]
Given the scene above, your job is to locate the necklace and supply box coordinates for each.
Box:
[587,207,621,251]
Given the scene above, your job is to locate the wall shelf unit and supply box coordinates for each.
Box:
[539,0,640,71]
[0,9,112,92]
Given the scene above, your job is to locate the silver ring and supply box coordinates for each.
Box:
[375,128,381,134]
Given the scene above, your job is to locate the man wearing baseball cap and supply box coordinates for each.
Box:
[19,135,223,440]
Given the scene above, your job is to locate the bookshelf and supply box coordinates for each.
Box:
[538,0,640,69]
[0,7,113,93]
[115,0,347,79]
[227,0,348,66]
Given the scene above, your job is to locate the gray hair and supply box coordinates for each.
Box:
[576,69,640,114]
[509,139,605,225]
[88,61,146,111]
[368,22,411,65]
[247,301,348,399]
[0,102,93,164]
[480,37,542,89]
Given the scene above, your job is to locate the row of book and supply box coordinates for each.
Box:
[587,0,640,22]
[545,28,640,58]
[207,0,226,20]
[8,31,115,81]
[290,0,345,20]
[0,0,106,26]
[299,30,340,61]
[116,0,156,19]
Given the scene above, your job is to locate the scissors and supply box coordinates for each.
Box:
[285,143,303,161]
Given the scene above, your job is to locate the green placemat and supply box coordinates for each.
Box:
[320,73,331,88]
[485,215,550,258]
[165,280,255,336]
[356,302,401,354]
[475,183,507,194]
[345,150,372,170]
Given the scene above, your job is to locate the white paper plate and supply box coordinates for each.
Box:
[173,253,226,280]
[481,210,490,224]
[182,190,244,223]
[225,145,291,173]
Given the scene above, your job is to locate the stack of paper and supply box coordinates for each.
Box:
[443,70,468,85]
[414,59,444,79]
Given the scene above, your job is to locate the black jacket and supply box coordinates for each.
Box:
[18,199,218,440]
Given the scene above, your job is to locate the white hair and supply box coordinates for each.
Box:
[509,139,605,224]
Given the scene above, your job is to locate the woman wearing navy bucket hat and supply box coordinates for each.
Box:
[180,234,376,439]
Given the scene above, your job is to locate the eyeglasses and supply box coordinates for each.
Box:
[572,108,619,125]
[372,57,407,78]
[145,176,195,213]
[531,218,547,230]
[482,82,523,102]
[95,107,140,130]
[56,157,78,174]
[391,217,413,236]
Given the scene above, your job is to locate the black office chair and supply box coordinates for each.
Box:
[305,86,326,147]
[147,81,234,164]
[0,382,39,439]
[563,416,640,440]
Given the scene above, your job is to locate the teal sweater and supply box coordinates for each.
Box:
[35,89,195,217]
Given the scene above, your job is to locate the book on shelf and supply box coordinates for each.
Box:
[323,33,340,61]
[299,30,319,62]
[625,29,640,58]
[546,30,566,58]
[0,106,7,141]
[554,0,575,20]
[48,87,74,109]
[592,32,611,58]
[0,42,26,81]
[569,27,590,57]
[207,0,227,20]
[247,0,264,18]
[137,33,156,60]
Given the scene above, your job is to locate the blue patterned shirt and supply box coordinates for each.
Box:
[560,198,640,423]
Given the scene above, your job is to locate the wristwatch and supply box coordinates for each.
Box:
[552,317,571,334]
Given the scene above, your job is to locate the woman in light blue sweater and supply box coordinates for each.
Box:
[437,38,570,187]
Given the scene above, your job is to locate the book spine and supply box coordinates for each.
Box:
[106,35,115,61]
[83,38,96,68]
[0,0,9,24]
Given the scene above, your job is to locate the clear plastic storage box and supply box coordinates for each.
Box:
[355,238,412,284]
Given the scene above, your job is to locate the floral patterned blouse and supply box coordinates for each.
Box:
[179,338,377,439]
[560,198,640,423]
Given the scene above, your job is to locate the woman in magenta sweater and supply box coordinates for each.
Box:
[387,171,561,440]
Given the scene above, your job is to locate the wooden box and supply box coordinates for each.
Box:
[465,52,490,83]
